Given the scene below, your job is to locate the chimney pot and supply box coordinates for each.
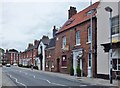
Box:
[53,26,58,37]
[68,6,77,19]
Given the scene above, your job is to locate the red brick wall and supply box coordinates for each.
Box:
[55,18,97,76]
[45,48,56,72]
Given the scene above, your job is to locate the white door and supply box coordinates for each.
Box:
[88,53,92,77]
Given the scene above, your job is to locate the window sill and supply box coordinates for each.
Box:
[112,34,119,37]
[113,69,120,71]
[74,44,81,46]
[51,66,54,68]
[86,41,91,44]
[61,66,67,68]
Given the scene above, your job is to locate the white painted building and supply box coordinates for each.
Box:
[37,36,49,71]
[97,0,120,78]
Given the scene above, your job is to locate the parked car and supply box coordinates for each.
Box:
[13,63,17,66]
[0,64,2,67]
[6,64,11,67]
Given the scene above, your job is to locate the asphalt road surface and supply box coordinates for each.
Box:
[2,66,118,88]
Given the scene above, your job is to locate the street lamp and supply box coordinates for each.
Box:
[87,7,96,78]
[105,6,113,84]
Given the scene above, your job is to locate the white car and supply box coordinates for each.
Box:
[0,64,2,67]
[13,63,18,66]
[6,64,11,67]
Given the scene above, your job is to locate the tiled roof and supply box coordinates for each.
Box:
[25,41,40,51]
[41,36,49,45]
[57,2,99,34]
[9,49,18,52]
[46,37,56,49]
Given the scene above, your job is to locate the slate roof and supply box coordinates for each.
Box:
[57,2,99,34]
[46,37,56,49]
[40,36,49,45]
[25,41,40,52]
[9,49,18,52]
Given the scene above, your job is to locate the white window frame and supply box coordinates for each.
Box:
[76,31,80,45]
[62,36,66,49]
[113,58,120,71]
[88,27,91,43]
[88,53,92,67]
[112,15,119,35]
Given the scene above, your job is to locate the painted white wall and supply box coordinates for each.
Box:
[73,49,83,76]
[40,42,46,71]
[35,57,40,70]
[97,1,118,75]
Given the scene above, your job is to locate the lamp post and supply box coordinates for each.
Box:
[87,7,96,77]
[105,6,113,84]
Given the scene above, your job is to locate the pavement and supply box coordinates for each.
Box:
[2,72,17,87]
[0,67,2,88]
[17,66,120,87]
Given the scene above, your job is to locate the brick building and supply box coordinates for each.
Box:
[19,40,40,67]
[54,2,99,77]
[38,35,49,71]
[5,49,19,65]
[45,26,58,72]
[0,48,4,64]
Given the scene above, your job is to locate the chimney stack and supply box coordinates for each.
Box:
[28,43,33,48]
[34,40,39,45]
[53,26,58,37]
[68,6,77,19]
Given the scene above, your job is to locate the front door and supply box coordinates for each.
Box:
[73,49,83,76]
[57,58,60,72]
[88,53,92,77]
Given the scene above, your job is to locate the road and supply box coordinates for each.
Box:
[2,66,118,88]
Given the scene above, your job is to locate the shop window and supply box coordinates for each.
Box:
[113,59,120,71]
[112,15,119,35]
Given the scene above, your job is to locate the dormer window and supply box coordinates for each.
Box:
[66,19,75,26]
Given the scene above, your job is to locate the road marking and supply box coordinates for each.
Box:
[80,85,88,86]
[4,67,66,86]
[46,80,51,83]
[51,82,66,86]
[38,78,66,86]
[7,73,27,88]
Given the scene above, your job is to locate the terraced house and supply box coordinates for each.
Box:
[54,2,99,77]
[5,49,19,65]
[45,26,58,72]
[0,48,4,65]
[19,40,40,68]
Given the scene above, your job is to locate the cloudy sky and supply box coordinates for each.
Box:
[0,0,99,52]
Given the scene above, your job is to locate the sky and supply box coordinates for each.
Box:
[0,0,99,52]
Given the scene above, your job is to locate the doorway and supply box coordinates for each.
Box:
[57,58,60,72]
